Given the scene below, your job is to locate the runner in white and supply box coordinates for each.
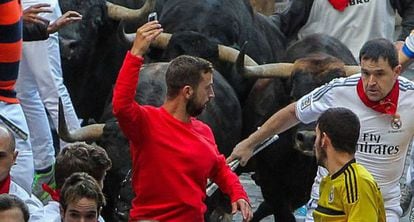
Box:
[228,38,414,222]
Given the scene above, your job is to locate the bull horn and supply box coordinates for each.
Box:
[106,0,156,21]
[121,29,258,66]
[150,33,259,65]
[58,98,104,142]
[120,27,171,48]
[236,42,293,78]
[238,63,294,78]
[218,45,258,66]
[344,65,361,76]
[152,32,171,49]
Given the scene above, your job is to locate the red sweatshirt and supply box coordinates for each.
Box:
[113,52,249,221]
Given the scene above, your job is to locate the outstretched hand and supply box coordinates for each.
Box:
[23,3,52,25]
[131,21,163,57]
[48,11,82,34]
[232,199,253,221]
[131,20,163,56]
[226,139,254,167]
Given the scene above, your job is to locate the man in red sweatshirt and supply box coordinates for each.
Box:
[112,21,252,222]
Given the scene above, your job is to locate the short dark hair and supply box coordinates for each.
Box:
[359,38,398,68]
[60,172,106,214]
[0,194,29,222]
[55,142,112,188]
[317,108,360,154]
[165,55,213,98]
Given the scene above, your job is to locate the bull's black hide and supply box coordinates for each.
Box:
[241,34,357,221]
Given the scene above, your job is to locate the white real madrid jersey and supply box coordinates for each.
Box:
[296,74,414,204]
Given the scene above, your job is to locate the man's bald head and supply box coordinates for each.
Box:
[0,125,15,153]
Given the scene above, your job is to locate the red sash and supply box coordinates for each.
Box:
[328,0,348,11]
[42,184,60,201]
[0,175,11,194]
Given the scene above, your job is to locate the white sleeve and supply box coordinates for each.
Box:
[43,201,62,222]
[295,83,336,124]
[25,196,46,222]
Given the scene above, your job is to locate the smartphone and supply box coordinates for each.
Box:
[148,12,157,22]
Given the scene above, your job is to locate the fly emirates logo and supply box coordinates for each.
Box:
[357,133,399,155]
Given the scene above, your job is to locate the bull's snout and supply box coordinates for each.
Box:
[294,130,316,156]
[59,37,80,60]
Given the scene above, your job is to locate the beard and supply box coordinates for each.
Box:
[316,140,327,168]
[186,96,206,117]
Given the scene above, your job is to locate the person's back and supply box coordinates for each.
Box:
[314,161,385,221]
[311,108,385,221]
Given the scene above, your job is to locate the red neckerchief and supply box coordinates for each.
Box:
[357,78,399,119]
[42,184,60,201]
[0,175,11,194]
[328,0,348,11]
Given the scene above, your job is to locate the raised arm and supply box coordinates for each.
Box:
[399,30,414,68]
[112,21,162,140]
[227,102,300,166]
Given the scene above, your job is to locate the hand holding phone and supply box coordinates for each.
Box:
[148,12,157,22]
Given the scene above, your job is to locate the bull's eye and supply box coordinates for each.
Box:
[93,17,103,26]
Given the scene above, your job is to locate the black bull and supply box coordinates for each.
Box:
[58,0,286,121]
[59,63,242,221]
[238,35,358,221]
[57,0,360,220]
[58,33,359,221]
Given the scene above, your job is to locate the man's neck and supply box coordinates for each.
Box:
[326,152,354,176]
[163,99,191,123]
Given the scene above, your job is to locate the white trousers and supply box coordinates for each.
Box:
[16,40,56,170]
[0,102,34,193]
[21,0,81,151]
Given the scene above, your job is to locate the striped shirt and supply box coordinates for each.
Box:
[0,0,22,103]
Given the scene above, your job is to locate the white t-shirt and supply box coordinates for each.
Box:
[296,74,414,215]
[298,0,395,60]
